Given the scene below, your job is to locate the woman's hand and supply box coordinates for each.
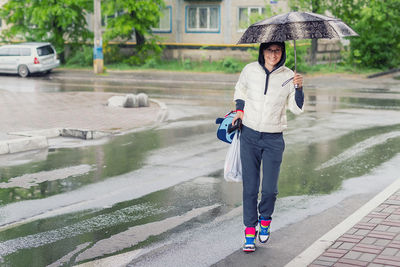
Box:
[293,72,303,89]
[232,110,244,125]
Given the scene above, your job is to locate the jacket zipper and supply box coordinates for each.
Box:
[264,73,269,95]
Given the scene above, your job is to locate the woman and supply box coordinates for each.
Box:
[232,41,304,252]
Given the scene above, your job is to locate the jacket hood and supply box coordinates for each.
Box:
[258,42,286,72]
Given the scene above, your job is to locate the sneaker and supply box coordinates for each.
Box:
[243,227,257,252]
[259,218,271,243]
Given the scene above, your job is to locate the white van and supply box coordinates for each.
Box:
[0,42,60,77]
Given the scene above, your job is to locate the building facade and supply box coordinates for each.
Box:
[150,0,289,60]
[152,0,289,45]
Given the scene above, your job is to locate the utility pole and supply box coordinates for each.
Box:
[93,0,103,73]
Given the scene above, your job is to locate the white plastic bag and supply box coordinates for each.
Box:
[224,133,242,182]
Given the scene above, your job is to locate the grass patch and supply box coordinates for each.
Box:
[62,59,384,76]
[103,58,247,73]
[299,63,382,75]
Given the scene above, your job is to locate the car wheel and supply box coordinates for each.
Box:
[18,65,29,78]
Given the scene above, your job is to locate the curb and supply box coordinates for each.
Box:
[285,177,400,267]
[9,128,61,138]
[60,129,112,140]
[0,136,48,155]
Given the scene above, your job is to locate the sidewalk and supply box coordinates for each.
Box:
[287,178,400,267]
[0,71,167,155]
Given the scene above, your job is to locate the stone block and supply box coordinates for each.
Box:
[123,94,138,108]
[91,131,110,139]
[339,242,356,249]
[360,237,377,245]
[343,251,362,260]
[107,95,125,107]
[358,253,377,262]
[61,128,110,140]
[61,128,90,139]
[137,93,149,107]
[382,247,399,256]
[331,242,343,249]
[375,239,391,246]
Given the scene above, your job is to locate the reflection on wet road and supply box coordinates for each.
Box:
[0,74,399,266]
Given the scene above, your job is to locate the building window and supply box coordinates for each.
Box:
[238,7,265,31]
[152,6,172,33]
[186,6,219,33]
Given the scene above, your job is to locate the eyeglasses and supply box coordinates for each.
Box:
[265,48,282,55]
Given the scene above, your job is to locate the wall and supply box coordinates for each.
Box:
[158,0,290,45]
[162,46,255,61]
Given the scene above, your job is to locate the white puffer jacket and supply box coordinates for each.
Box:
[234,61,304,133]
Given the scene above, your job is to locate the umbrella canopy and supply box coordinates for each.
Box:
[238,11,358,74]
[238,11,358,44]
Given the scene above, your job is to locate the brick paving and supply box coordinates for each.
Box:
[310,190,400,267]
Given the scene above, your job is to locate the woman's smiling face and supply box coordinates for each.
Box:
[263,44,282,71]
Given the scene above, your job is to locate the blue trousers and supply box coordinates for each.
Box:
[240,125,285,227]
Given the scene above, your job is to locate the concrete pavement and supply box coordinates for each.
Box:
[0,71,169,155]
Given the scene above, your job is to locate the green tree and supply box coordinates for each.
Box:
[329,0,400,69]
[102,0,165,65]
[0,0,93,63]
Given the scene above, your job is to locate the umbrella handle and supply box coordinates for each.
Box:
[294,40,297,73]
[294,40,298,89]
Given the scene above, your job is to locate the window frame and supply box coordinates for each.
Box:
[185,5,220,33]
[152,6,172,33]
[237,6,265,32]
[8,47,20,56]
[0,47,9,56]
[37,45,54,56]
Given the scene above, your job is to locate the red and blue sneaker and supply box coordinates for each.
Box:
[243,227,257,252]
[259,218,271,243]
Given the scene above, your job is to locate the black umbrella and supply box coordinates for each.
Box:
[238,11,358,72]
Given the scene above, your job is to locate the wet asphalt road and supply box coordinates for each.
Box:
[0,70,399,267]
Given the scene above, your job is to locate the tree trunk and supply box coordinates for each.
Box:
[130,10,145,47]
[59,51,65,64]
[311,39,318,65]
[311,0,321,66]
[135,31,145,46]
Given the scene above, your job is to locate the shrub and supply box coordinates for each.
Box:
[143,58,158,68]
[124,41,164,66]
[65,45,93,66]
[103,44,125,64]
[221,57,242,73]
[349,0,400,69]
[183,58,192,69]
